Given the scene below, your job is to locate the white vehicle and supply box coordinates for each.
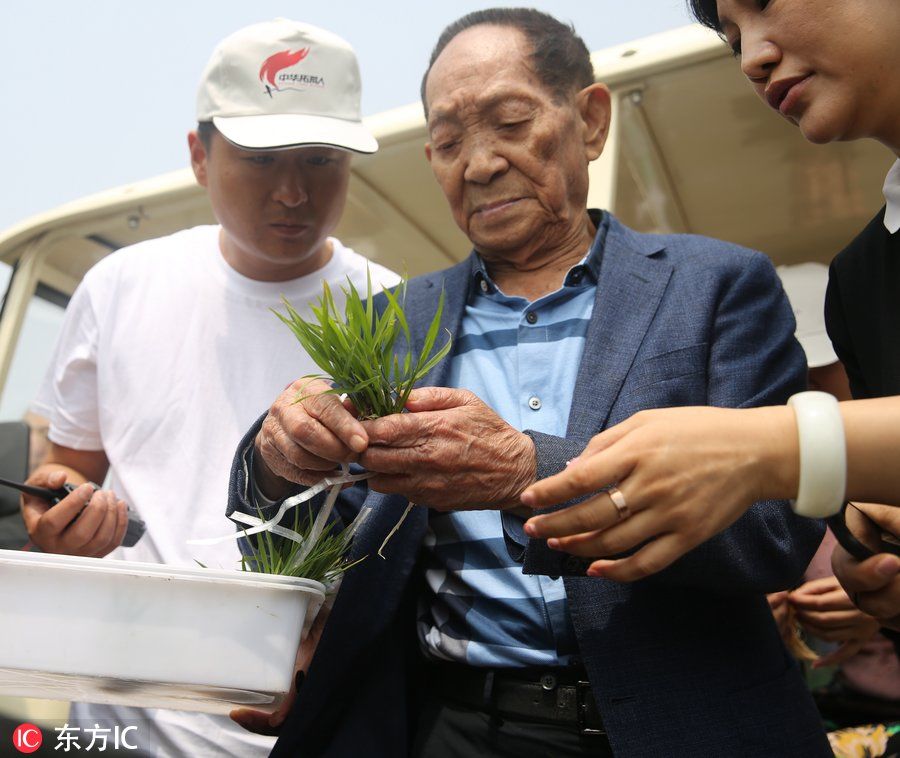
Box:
[0,23,892,728]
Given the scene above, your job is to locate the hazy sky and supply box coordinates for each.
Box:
[0,0,692,231]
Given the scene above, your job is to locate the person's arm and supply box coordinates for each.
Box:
[840,398,900,502]
[22,442,127,556]
[524,251,821,590]
[521,397,900,580]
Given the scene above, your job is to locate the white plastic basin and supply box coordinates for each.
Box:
[0,549,325,714]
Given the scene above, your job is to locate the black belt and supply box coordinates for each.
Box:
[425,662,606,736]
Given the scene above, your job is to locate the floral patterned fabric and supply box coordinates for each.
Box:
[828,723,900,758]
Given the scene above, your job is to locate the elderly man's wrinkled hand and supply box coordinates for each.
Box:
[254,378,369,498]
[357,387,536,511]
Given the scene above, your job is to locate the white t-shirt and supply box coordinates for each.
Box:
[32,225,399,758]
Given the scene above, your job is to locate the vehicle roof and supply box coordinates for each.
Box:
[0,24,892,292]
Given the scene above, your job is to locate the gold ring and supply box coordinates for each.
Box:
[608,485,630,521]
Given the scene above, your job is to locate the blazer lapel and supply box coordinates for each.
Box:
[568,219,673,440]
[401,255,474,388]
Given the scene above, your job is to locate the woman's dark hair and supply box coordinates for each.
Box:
[687,0,724,32]
[420,8,594,114]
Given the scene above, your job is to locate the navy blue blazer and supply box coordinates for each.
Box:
[228,214,830,757]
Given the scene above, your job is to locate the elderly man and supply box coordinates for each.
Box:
[231,9,830,758]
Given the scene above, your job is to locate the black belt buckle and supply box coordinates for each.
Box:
[576,680,605,736]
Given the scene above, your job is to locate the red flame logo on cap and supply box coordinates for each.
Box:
[259,48,310,89]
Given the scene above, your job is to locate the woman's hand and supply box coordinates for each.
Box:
[230,603,330,735]
[788,576,880,667]
[832,503,900,630]
[521,405,798,581]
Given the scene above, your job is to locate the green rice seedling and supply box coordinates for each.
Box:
[274,269,452,419]
[240,502,364,585]
[241,270,451,579]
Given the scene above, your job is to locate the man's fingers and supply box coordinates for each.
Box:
[229,708,282,736]
[262,440,337,487]
[43,470,68,489]
[230,594,328,736]
[20,495,50,534]
[365,473,416,498]
[61,490,111,550]
[277,409,361,463]
[404,386,474,413]
[261,421,347,478]
[110,500,129,551]
[82,495,120,557]
[358,445,420,474]
[26,484,93,536]
[302,392,367,455]
[585,533,685,582]
[361,413,428,448]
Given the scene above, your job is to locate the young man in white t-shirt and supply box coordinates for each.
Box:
[23,19,397,758]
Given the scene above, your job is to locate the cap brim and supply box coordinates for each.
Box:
[213,113,378,153]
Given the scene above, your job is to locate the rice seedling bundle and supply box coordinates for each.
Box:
[241,270,451,581]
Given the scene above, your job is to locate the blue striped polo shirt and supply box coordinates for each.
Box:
[418,214,608,667]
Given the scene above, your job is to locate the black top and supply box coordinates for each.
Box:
[824,206,900,653]
[825,206,900,399]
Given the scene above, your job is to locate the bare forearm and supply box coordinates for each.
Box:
[840,398,900,504]
[31,462,89,486]
[39,443,109,486]
[754,398,900,506]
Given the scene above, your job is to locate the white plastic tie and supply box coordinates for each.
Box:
[189,466,372,547]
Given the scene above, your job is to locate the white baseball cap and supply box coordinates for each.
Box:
[196,19,377,153]
[776,262,838,369]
